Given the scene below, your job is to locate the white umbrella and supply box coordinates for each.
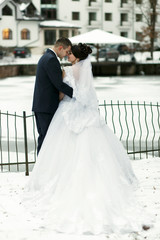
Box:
[69,29,139,44]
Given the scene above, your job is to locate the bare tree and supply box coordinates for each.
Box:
[135,0,159,59]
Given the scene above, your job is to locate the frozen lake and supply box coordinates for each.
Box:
[0,75,160,114]
[0,74,160,170]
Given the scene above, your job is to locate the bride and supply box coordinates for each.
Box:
[25,43,150,235]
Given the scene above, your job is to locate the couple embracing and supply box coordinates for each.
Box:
[26,37,151,235]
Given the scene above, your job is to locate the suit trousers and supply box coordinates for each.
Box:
[34,112,53,155]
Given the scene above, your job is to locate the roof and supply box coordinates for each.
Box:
[19,2,30,11]
[0,0,41,20]
[0,0,5,4]
[40,20,80,29]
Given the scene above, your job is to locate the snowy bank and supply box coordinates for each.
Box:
[0,157,160,240]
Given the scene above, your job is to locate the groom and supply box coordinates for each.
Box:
[32,37,73,154]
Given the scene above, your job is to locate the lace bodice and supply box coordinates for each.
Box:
[60,64,105,134]
[63,66,75,86]
[63,66,76,100]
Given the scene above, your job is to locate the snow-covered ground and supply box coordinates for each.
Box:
[0,157,160,240]
[0,50,160,239]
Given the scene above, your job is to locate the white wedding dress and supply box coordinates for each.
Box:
[25,57,149,235]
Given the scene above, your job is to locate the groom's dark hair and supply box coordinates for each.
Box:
[54,37,72,49]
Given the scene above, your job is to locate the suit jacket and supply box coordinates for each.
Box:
[32,49,73,114]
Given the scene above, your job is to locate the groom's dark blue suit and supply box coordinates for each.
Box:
[32,49,73,154]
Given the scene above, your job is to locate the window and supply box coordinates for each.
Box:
[120,13,128,25]
[25,3,37,16]
[72,30,76,36]
[41,0,56,3]
[21,29,30,40]
[2,5,12,15]
[120,0,127,7]
[59,30,69,38]
[89,0,96,6]
[105,0,112,2]
[72,12,80,20]
[41,9,57,19]
[44,30,56,45]
[2,28,12,39]
[155,15,157,22]
[89,12,96,25]
[121,13,128,22]
[136,31,143,41]
[105,13,112,21]
[120,32,128,38]
[135,0,142,4]
[136,14,142,22]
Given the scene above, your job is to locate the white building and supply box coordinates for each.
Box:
[0,0,42,50]
[57,0,160,45]
[0,0,80,54]
[1,0,160,54]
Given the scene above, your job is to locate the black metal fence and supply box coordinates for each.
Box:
[0,111,36,175]
[0,101,160,175]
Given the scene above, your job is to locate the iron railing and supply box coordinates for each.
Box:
[0,101,160,175]
[0,111,36,175]
[99,100,160,159]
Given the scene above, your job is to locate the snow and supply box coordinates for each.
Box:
[1,50,160,67]
[19,3,30,11]
[0,54,41,66]
[40,20,80,28]
[1,41,160,239]
[0,0,5,5]
[0,157,160,240]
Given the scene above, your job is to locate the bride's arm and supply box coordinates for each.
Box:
[59,69,66,101]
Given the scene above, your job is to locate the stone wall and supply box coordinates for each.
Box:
[0,65,37,79]
[1,62,160,79]
[0,65,19,79]
[92,62,136,76]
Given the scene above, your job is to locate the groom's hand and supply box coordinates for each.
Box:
[62,69,66,78]
[59,92,65,101]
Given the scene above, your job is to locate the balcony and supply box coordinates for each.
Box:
[119,21,131,29]
[86,1,101,10]
[41,4,57,9]
[119,3,132,10]
[87,20,101,29]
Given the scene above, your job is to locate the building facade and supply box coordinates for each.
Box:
[57,0,160,42]
[1,0,160,54]
[0,0,43,50]
[0,0,79,54]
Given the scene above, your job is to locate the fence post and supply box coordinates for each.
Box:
[23,111,29,176]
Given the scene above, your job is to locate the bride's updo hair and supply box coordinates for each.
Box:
[71,43,92,61]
